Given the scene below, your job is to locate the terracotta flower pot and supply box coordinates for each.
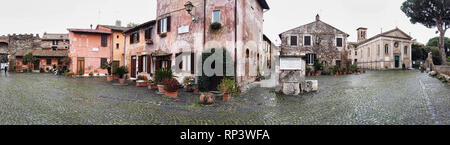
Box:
[344,72,347,75]
[200,93,215,105]
[113,76,120,80]
[136,81,147,87]
[157,85,166,93]
[223,93,231,101]
[119,78,126,84]
[165,91,178,98]
[107,76,114,82]
[193,89,200,93]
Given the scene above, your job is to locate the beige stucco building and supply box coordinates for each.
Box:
[348,28,413,70]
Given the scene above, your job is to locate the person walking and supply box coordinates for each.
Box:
[4,66,7,76]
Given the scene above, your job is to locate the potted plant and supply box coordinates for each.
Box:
[89,72,94,77]
[218,78,237,101]
[148,80,158,90]
[313,60,323,76]
[65,72,75,77]
[256,65,262,81]
[163,78,181,98]
[183,76,196,92]
[136,75,148,87]
[102,61,114,81]
[154,69,174,93]
[306,67,311,76]
[343,67,348,75]
[114,66,128,84]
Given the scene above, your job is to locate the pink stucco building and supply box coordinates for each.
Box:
[124,0,270,91]
[68,28,112,75]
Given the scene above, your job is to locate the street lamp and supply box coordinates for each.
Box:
[184,1,199,23]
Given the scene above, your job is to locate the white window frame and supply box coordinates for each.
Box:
[307,53,316,66]
[160,18,168,33]
[212,10,221,23]
[303,35,313,47]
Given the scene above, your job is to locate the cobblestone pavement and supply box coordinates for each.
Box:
[0,70,448,125]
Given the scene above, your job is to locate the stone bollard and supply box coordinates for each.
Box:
[306,80,319,92]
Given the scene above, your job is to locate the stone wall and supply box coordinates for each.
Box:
[434,65,450,76]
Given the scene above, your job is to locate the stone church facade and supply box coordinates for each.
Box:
[279,15,349,71]
[347,28,413,70]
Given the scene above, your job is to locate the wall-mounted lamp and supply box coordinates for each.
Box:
[184,1,199,23]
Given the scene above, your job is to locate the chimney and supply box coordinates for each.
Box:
[357,27,368,43]
[316,14,320,21]
[90,24,93,29]
[115,20,122,27]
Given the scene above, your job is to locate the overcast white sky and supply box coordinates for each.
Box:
[0,0,448,45]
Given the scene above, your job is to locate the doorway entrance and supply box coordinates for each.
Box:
[77,57,85,75]
[131,56,136,78]
[395,56,400,68]
[33,59,40,70]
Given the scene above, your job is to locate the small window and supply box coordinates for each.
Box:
[159,17,169,34]
[101,58,107,67]
[355,51,358,56]
[116,43,119,49]
[212,10,221,23]
[47,59,52,65]
[336,38,343,47]
[306,53,316,65]
[145,27,153,40]
[304,36,312,46]
[101,35,108,47]
[385,44,389,54]
[52,40,58,45]
[130,32,139,44]
[404,46,408,54]
[290,36,297,46]
[117,35,119,39]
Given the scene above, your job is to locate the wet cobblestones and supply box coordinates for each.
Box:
[0,70,449,125]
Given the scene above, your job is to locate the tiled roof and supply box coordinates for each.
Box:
[15,49,68,57]
[42,33,68,40]
[67,28,111,34]
[97,25,130,32]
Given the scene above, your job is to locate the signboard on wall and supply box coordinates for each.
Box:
[280,57,302,70]
[178,26,189,34]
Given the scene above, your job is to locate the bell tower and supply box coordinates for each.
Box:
[357,27,367,42]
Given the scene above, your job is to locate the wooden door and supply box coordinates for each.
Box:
[33,59,40,70]
[131,56,136,78]
[395,56,400,68]
[77,58,85,75]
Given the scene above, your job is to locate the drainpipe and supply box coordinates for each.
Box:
[124,35,127,68]
[234,0,237,83]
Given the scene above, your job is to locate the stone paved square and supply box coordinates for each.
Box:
[0,70,448,125]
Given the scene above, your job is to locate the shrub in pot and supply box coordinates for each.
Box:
[114,66,128,84]
[148,81,158,90]
[163,78,181,98]
[136,75,147,87]
[218,78,237,101]
[154,69,174,93]
[183,76,196,92]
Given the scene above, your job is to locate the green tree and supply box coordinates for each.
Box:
[411,43,427,61]
[127,23,139,28]
[23,52,37,71]
[401,0,450,65]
